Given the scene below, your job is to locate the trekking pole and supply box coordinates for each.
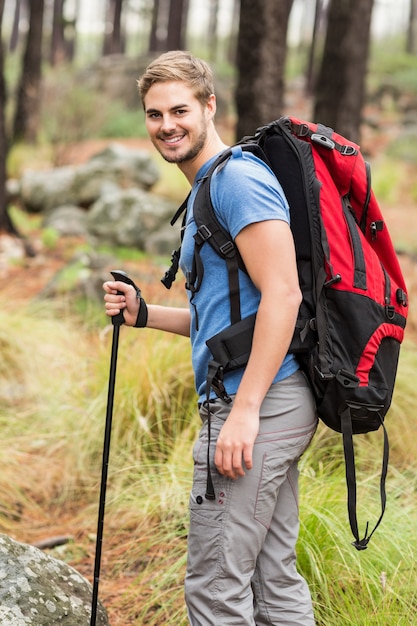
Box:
[90,269,137,626]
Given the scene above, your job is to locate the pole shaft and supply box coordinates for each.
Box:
[90,324,120,625]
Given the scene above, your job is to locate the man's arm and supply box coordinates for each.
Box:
[214,219,301,479]
[103,280,191,337]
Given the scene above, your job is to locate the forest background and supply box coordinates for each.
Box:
[0,1,417,624]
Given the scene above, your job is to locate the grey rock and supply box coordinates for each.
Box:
[86,186,178,250]
[19,143,160,214]
[0,533,109,625]
[43,205,88,237]
[20,166,77,214]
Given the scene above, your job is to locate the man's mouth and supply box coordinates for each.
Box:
[160,134,185,145]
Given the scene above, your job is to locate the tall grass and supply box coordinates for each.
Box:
[1,303,416,625]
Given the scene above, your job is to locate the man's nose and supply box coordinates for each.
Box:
[160,115,176,132]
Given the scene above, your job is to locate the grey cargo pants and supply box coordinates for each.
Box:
[185,370,317,626]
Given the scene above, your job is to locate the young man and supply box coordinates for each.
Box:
[103,51,317,625]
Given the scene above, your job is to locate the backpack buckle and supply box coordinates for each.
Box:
[161,248,180,289]
[396,288,407,307]
[385,305,395,320]
[336,369,360,389]
[340,145,357,156]
[293,122,310,137]
[219,240,236,257]
[195,224,212,244]
[311,133,336,150]
[207,361,232,403]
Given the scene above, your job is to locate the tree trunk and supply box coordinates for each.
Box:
[406,0,417,54]
[149,0,166,52]
[9,0,21,52]
[149,0,187,52]
[313,0,374,143]
[0,0,8,230]
[235,0,294,140]
[207,0,219,62]
[227,0,240,64]
[305,0,324,95]
[0,0,28,239]
[50,0,66,65]
[13,0,45,144]
[112,0,125,53]
[167,0,188,50]
[103,0,125,55]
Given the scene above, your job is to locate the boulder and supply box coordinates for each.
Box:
[86,185,179,253]
[19,143,160,214]
[0,533,109,624]
[20,166,77,214]
[73,143,159,197]
[43,205,89,237]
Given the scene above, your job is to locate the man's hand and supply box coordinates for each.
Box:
[214,408,260,479]
[103,280,140,327]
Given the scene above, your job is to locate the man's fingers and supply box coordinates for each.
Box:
[242,446,253,471]
[215,445,246,479]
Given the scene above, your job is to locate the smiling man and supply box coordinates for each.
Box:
[144,81,215,166]
[103,51,317,626]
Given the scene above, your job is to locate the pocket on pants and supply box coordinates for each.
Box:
[189,427,230,529]
[253,429,315,528]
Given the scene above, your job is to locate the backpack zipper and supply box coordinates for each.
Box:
[342,197,367,291]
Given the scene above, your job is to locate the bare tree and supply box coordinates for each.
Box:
[235,0,294,140]
[149,0,168,51]
[227,0,240,64]
[305,0,326,95]
[149,0,188,52]
[0,0,30,240]
[0,0,9,231]
[406,0,417,54]
[207,0,220,62]
[167,0,188,50]
[50,0,77,64]
[51,0,65,64]
[313,0,374,143]
[13,0,45,143]
[9,0,21,52]
[103,0,126,56]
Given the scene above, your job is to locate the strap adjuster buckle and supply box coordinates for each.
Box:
[195,224,212,244]
[219,241,235,257]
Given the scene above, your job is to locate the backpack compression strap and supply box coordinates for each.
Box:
[341,405,389,550]
[161,194,189,289]
[288,120,358,156]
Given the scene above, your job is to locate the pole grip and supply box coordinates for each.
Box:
[110,270,138,326]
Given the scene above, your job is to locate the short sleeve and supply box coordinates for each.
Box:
[210,147,290,240]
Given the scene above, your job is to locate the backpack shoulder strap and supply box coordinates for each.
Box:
[191,143,267,325]
[192,149,243,325]
[161,142,269,325]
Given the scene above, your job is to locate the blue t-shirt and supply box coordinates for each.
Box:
[179,146,299,401]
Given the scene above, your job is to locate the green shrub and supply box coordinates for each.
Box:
[386,131,417,164]
[371,159,404,204]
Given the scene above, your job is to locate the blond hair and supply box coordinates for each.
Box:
[138,50,215,107]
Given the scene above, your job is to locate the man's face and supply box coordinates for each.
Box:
[143,81,213,164]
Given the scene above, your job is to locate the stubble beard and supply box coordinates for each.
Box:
[158,125,208,164]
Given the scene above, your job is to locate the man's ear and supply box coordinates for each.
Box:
[206,93,217,120]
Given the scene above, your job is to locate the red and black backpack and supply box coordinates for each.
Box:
[163,116,408,550]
